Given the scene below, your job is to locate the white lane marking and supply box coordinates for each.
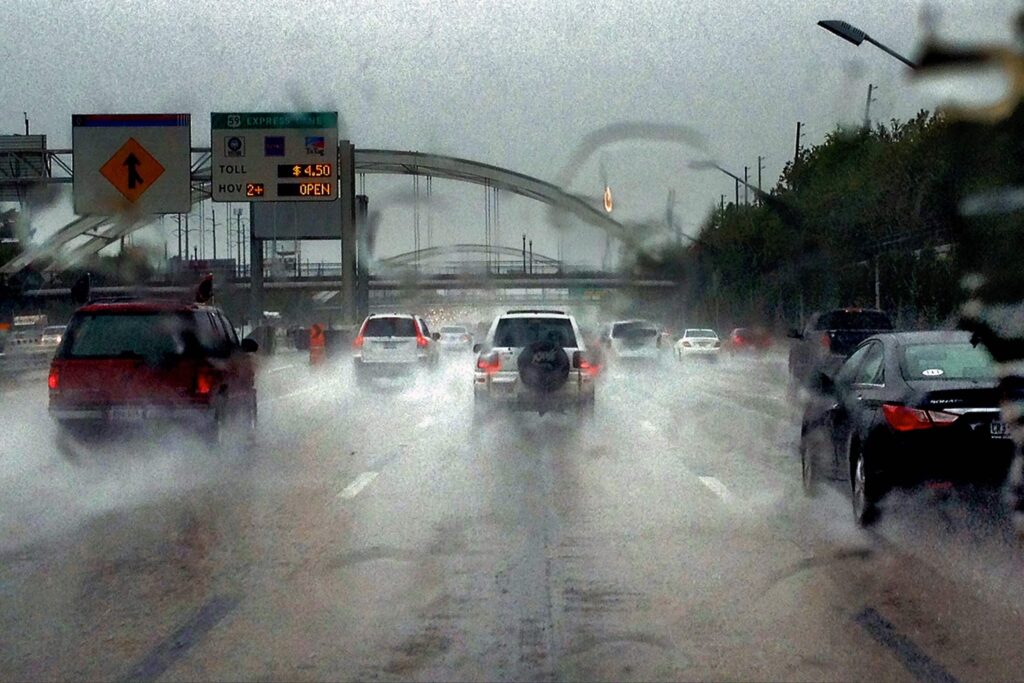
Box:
[266,364,298,375]
[269,385,320,403]
[417,416,436,430]
[640,420,658,432]
[698,476,733,503]
[337,471,379,500]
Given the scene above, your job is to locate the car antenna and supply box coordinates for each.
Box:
[195,273,214,304]
[71,272,91,304]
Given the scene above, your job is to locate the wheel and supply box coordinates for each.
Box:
[799,425,828,497]
[851,444,884,526]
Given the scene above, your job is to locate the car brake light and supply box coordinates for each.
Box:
[462,334,471,342]
[882,404,958,432]
[477,352,501,374]
[682,341,692,347]
[352,333,364,349]
[47,366,59,390]
[194,367,217,396]
[820,333,831,349]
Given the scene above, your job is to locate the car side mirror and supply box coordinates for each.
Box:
[241,338,259,353]
[787,328,803,340]
[472,343,482,353]
[432,332,441,341]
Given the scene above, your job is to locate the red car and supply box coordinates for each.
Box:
[725,327,772,354]
[48,298,258,444]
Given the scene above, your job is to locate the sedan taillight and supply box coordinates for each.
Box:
[47,366,59,391]
[882,404,958,432]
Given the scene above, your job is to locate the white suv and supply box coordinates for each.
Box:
[352,313,439,384]
[473,310,598,418]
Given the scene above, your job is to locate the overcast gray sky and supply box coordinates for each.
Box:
[0,0,1018,267]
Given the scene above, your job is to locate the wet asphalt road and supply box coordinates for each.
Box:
[2,350,1024,682]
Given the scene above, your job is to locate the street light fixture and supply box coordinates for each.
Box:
[817,19,918,69]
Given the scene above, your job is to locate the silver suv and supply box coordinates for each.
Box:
[473,310,597,418]
[352,313,439,384]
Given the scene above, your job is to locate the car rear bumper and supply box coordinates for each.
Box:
[50,403,215,425]
[680,347,720,356]
[876,432,1015,486]
[354,359,429,375]
[474,373,594,409]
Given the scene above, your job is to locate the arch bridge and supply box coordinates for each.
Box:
[1,149,624,275]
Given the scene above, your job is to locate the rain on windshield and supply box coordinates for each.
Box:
[1,2,1024,682]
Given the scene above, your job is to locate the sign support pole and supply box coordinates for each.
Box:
[339,141,357,324]
[249,203,264,330]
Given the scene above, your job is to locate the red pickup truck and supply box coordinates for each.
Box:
[48,298,258,445]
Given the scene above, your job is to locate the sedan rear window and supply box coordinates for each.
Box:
[493,318,577,348]
[61,313,189,359]
[364,317,417,337]
[685,329,718,338]
[611,322,658,339]
[900,343,996,381]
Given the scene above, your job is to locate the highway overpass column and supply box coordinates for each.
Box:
[340,141,357,324]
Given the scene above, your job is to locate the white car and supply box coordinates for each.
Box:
[675,328,721,360]
[437,325,473,352]
[40,325,67,348]
[604,319,662,361]
[473,310,598,418]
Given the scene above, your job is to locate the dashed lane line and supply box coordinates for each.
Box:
[267,385,321,403]
[698,475,734,503]
[337,471,379,500]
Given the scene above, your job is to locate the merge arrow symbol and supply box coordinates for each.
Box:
[124,153,144,189]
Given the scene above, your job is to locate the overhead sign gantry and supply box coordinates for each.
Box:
[210,112,339,202]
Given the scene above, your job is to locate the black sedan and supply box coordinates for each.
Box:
[799,330,1013,525]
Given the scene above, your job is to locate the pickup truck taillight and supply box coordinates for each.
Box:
[193,366,218,396]
[820,333,831,350]
[47,366,60,391]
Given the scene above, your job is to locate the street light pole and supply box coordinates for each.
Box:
[817,20,917,69]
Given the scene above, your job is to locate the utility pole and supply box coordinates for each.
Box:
[864,83,877,130]
[522,234,527,273]
[185,212,190,260]
[874,255,881,309]
[211,209,217,261]
[529,240,533,274]
[734,178,739,207]
[720,194,725,213]
[794,121,803,168]
[176,213,182,260]
[23,112,29,136]
[743,166,749,205]
[757,156,765,205]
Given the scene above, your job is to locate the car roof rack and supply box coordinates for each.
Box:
[504,309,566,315]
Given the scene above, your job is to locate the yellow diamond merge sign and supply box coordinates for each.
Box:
[99,137,165,203]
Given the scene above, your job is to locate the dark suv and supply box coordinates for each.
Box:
[48,299,258,444]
